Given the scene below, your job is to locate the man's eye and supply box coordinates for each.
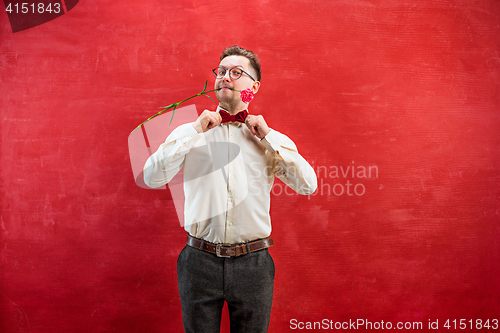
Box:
[231,69,242,76]
[217,69,226,76]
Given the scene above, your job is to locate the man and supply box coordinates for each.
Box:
[144,45,317,333]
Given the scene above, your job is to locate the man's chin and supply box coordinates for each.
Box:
[216,91,235,103]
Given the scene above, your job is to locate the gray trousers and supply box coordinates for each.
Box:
[177,245,275,333]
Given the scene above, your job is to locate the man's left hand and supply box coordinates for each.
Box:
[245,115,270,140]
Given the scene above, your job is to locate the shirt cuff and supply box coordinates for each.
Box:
[184,122,201,137]
[175,122,202,148]
[260,129,280,153]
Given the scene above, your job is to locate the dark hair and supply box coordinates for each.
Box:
[220,45,261,81]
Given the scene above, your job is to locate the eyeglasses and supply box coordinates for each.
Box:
[212,67,256,81]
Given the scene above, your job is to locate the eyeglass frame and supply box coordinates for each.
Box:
[212,66,257,82]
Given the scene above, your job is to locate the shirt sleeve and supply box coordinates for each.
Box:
[143,123,201,188]
[260,129,318,195]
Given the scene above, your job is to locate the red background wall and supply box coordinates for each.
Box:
[1,0,499,332]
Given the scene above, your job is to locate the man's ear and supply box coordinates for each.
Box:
[251,81,260,94]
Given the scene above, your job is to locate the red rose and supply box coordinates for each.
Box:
[240,89,254,103]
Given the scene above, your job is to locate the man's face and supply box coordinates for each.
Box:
[214,55,259,111]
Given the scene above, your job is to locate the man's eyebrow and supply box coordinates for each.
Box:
[220,65,245,69]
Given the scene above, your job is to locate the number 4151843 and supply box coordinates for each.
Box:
[5,3,62,14]
[444,319,498,330]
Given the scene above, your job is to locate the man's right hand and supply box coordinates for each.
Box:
[192,110,222,133]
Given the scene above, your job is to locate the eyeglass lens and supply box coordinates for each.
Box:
[215,67,243,79]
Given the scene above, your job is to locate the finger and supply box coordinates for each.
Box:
[245,119,255,134]
[208,113,220,129]
[212,113,221,126]
[205,114,215,129]
[245,116,256,127]
[250,125,257,135]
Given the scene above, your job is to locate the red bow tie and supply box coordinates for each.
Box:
[219,109,248,124]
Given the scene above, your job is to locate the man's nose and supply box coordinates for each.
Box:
[222,70,232,81]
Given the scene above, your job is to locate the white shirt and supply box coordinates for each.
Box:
[143,106,317,244]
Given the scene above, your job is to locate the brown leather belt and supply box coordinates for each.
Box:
[186,234,274,258]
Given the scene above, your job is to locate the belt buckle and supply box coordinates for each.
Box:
[216,244,231,258]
